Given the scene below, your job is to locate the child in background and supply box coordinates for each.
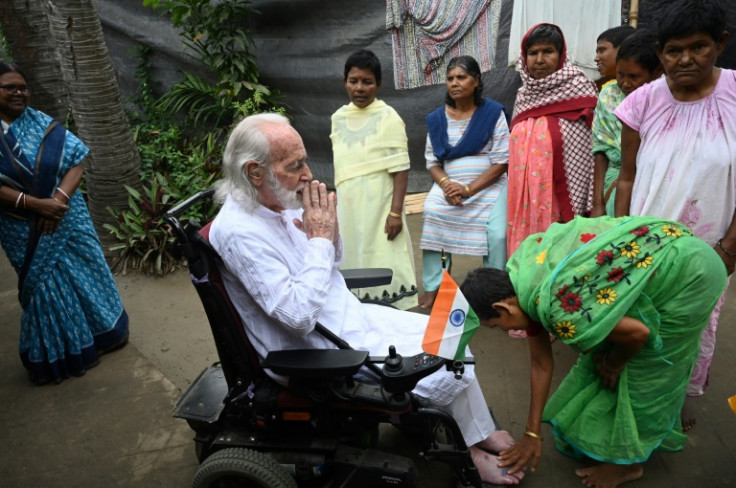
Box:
[590,30,662,217]
[331,49,418,310]
[594,25,636,90]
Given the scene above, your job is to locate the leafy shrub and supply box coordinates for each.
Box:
[104,133,219,275]
[104,178,177,275]
[143,0,278,126]
[105,46,221,275]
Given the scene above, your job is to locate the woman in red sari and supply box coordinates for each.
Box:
[506,24,597,257]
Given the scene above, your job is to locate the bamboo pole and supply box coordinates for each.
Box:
[630,0,640,28]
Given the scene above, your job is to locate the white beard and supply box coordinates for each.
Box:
[266,169,302,210]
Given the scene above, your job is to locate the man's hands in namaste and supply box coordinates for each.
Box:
[293,180,338,244]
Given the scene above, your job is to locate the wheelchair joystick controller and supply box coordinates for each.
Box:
[384,345,403,373]
[380,345,446,394]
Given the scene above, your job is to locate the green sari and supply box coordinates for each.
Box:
[591,82,626,216]
[508,216,726,463]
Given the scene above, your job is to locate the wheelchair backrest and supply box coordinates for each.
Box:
[183,219,263,399]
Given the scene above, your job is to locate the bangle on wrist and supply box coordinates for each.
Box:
[55,187,70,201]
[22,193,26,209]
[717,239,736,257]
[524,430,543,441]
[438,176,449,187]
[14,192,23,208]
[388,211,401,219]
[465,185,472,197]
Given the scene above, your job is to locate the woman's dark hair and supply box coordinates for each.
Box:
[460,267,516,320]
[0,61,28,81]
[343,49,381,85]
[525,24,564,57]
[617,29,661,74]
[444,55,484,107]
[657,0,727,46]
[597,25,636,48]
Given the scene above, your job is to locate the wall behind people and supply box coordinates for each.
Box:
[96,0,519,192]
[97,0,735,191]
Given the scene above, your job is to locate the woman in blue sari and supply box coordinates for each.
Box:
[0,62,128,385]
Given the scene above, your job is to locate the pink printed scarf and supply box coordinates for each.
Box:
[511,23,598,220]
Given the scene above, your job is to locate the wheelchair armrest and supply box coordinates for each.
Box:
[340,268,393,289]
[262,349,369,378]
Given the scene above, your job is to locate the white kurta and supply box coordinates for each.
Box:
[210,196,495,445]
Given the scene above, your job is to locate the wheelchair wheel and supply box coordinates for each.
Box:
[192,447,297,488]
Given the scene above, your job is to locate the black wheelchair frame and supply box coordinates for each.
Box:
[163,189,485,488]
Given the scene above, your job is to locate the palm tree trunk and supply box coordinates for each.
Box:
[0,0,70,120]
[46,0,142,252]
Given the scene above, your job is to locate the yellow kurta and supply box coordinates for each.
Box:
[331,99,418,309]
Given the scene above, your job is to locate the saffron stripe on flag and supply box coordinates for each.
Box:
[422,270,480,360]
[423,271,456,356]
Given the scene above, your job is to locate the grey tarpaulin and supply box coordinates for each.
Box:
[228,0,521,191]
[97,0,519,191]
[98,0,735,192]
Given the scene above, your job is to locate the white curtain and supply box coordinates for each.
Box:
[507,0,622,80]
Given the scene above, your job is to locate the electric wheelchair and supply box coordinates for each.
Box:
[164,189,488,488]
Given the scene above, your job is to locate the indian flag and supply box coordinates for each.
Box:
[422,270,480,360]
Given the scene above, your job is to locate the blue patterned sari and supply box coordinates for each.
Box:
[0,108,128,382]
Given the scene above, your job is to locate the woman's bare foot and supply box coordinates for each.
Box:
[575,463,643,488]
[478,429,515,454]
[418,289,438,309]
[681,397,697,432]
[470,446,524,485]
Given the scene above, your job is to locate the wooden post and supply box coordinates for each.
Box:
[629,0,640,28]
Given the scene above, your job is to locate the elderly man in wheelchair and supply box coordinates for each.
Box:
[167,113,523,487]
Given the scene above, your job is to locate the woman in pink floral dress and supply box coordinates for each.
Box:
[615,0,736,430]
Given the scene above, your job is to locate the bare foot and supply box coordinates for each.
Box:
[418,289,438,309]
[575,463,643,488]
[470,446,524,485]
[681,397,696,432]
[478,430,515,454]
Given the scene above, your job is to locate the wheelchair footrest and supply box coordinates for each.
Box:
[173,364,227,423]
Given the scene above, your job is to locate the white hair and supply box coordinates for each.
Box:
[215,112,291,210]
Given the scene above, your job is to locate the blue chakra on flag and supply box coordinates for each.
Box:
[450,309,466,328]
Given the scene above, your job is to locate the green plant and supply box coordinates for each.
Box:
[105,45,222,274]
[104,127,220,274]
[0,26,10,61]
[104,177,179,276]
[104,170,218,275]
[232,89,287,119]
[129,44,161,125]
[143,0,278,126]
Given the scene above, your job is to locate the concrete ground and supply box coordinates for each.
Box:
[1,212,735,487]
